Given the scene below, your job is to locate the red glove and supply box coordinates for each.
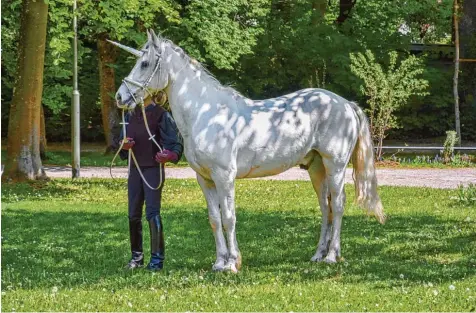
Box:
[155,150,179,164]
[121,137,135,150]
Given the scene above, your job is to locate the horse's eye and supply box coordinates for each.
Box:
[141,61,149,69]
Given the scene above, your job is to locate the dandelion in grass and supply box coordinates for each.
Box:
[52,286,58,293]
[399,274,404,279]
[433,290,439,296]
[449,284,456,291]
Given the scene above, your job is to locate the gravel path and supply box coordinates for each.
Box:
[44,166,475,189]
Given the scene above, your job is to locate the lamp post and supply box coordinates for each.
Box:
[72,0,80,178]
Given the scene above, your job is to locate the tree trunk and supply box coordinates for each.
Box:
[3,0,48,182]
[453,0,461,144]
[311,0,328,24]
[336,0,357,24]
[98,35,119,153]
[460,0,476,58]
[459,0,476,142]
[40,104,47,159]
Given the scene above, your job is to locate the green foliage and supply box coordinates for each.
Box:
[2,180,476,311]
[2,0,474,144]
[443,130,458,161]
[452,183,476,207]
[78,0,180,41]
[387,153,475,168]
[395,64,454,139]
[175,0,269,69]
[350,50,429,159]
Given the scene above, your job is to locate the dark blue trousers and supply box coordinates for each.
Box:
[128,166,164,221]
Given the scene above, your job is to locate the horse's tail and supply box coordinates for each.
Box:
[349,102,386,224]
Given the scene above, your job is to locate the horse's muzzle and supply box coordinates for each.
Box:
[116,93,135,110]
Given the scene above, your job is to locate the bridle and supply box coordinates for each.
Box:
[121,49,162,105]
[110,47,166,190]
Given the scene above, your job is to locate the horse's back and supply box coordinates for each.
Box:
[234,88,359,178]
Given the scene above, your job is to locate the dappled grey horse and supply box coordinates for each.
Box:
[110,30,385,273]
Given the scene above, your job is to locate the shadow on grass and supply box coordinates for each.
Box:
[2,203,475,289]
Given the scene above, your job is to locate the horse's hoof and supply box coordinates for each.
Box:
[324,252,337,263]
[224,262,238,273]
[310,254,324,262]
[324,257,337,264]
[212,261,226,272]
[212,265,225,271]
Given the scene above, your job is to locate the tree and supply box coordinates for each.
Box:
[76,0,181,152]
[336,0,356,24]
[98,35,119,153]
[3,0,49,181]
[174,0,270,70]
[459,0,476,141]
[350,50,429,160]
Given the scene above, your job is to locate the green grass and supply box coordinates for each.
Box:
[378,153,476,168]
[1,179,476,311]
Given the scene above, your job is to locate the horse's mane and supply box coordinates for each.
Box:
[157,37,244,99]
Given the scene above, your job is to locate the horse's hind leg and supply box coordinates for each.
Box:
[321,157,347,263]
[197,174,228,271]
[308,155,333,262]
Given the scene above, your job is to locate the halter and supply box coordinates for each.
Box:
[121,49,162,103]
[110,48,166,190]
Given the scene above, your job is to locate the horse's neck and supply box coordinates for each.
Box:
[165,54,243,139]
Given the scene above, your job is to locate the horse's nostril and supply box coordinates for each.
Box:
[116,93,122,102]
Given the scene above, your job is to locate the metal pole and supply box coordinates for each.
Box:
[453,0,461,145]
[72,0,80,178]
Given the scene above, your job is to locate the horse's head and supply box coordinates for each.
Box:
[109,30,169,110]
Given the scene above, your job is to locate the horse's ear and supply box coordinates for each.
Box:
[146,29,152,42]
[149,29,159,45]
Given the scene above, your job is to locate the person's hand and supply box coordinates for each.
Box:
[121,137,135,150]
[155,150,179,164]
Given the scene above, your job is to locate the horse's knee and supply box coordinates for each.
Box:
[222,214,236,232]
[208,212,221,231]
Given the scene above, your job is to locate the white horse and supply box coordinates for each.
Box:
[111,30,385,273]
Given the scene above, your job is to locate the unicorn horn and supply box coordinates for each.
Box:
[106,39,143,57]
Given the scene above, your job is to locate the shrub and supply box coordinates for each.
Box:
[452,183,476,207]
[350,50,429,160]
[443,130,458,163]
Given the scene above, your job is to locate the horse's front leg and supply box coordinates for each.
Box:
[197,174,228,271]
[213,171,241,273]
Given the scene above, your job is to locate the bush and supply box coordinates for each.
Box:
[350,50,429,160]
[443,130,458,162]
[452,183,476,207]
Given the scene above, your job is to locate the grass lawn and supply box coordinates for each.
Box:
[1,179,475,311]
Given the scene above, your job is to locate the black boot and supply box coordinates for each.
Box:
[146,215,165,271]
[125,218,144,269]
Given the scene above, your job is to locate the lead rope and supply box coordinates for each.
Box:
[110,106,164,190]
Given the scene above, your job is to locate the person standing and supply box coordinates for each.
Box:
[118,95,183,271]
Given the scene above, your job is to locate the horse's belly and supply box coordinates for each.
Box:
[237,164,291,178]
[235,148,309,179]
